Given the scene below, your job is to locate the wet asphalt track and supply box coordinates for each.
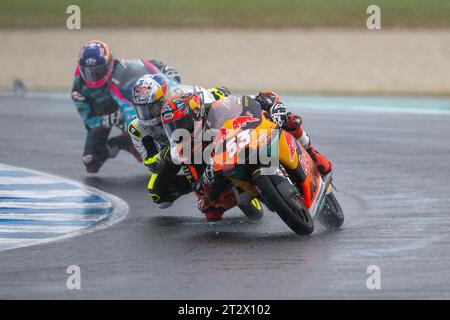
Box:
[0,94,450,299]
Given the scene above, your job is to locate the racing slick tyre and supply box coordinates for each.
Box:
[316,193,344,229]
[253,174,314,235]
[238,199,264,221]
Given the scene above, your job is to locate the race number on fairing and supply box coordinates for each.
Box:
[226,129,251,159]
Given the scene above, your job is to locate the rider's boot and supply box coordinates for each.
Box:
[203,208,224,222]
[83,154,107,173]
[306,146,333,175]
[292,129,333,176]
[148,171,192,209]
[197,193,225,222]
[107,133,142,162]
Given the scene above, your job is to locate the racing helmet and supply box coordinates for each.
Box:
[255,90,281,112]
[78,40,114,88]
[132,74,169,121]
[161,92,205,142]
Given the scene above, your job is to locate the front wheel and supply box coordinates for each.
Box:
[316,193,344,229]
[253,174,314,235]
[239,198,264,221]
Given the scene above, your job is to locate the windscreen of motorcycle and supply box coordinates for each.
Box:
[206,96,244,131]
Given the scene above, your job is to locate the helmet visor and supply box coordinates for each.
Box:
[80,64,109,83]
[135,100,164,120]
[164,117,197,165]
[163,116,195,142]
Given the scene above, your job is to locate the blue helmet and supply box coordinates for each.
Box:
[78,40,113,88]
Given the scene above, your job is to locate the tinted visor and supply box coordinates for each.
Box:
[164,116,195,141]
[80,64,109,83]
[135,100,164,120]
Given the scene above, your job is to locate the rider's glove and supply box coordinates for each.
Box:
[192,179,206,197]
[210,87,231,100]
[144,146,171,173]
[192,164,215,197]
[159,145,171,162]
[202,163,215,187]
[285,113,302,131]
[101,110,123,129]
[270,103,289,127]
[162,65,181,83]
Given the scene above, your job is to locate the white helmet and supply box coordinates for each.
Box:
[132,74,169,120]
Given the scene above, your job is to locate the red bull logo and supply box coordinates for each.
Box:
[299,148,309,175]
[232,111,260,129]
[216,127,231,143]
[284,131,297,162]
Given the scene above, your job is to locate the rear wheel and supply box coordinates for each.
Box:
[239,198,264,221]
[253,174,314,235]
[316,193,344,229]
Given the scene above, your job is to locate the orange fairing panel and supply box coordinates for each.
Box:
[279,131,299,170]
[279,130,320,209]
[300,151,321,209]
[213,115,277,171]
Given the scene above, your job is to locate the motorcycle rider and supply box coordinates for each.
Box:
[128,73,231,209]
[254,90,332,175]
[72,39,180,173]
[161,91,333,220]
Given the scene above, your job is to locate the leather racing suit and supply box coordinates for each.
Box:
[128,85,230,208]
[71,58,180,173]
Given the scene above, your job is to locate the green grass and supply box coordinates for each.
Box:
[1,0,449,28]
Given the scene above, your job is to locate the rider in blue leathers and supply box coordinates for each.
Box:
[71,40,180,173]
